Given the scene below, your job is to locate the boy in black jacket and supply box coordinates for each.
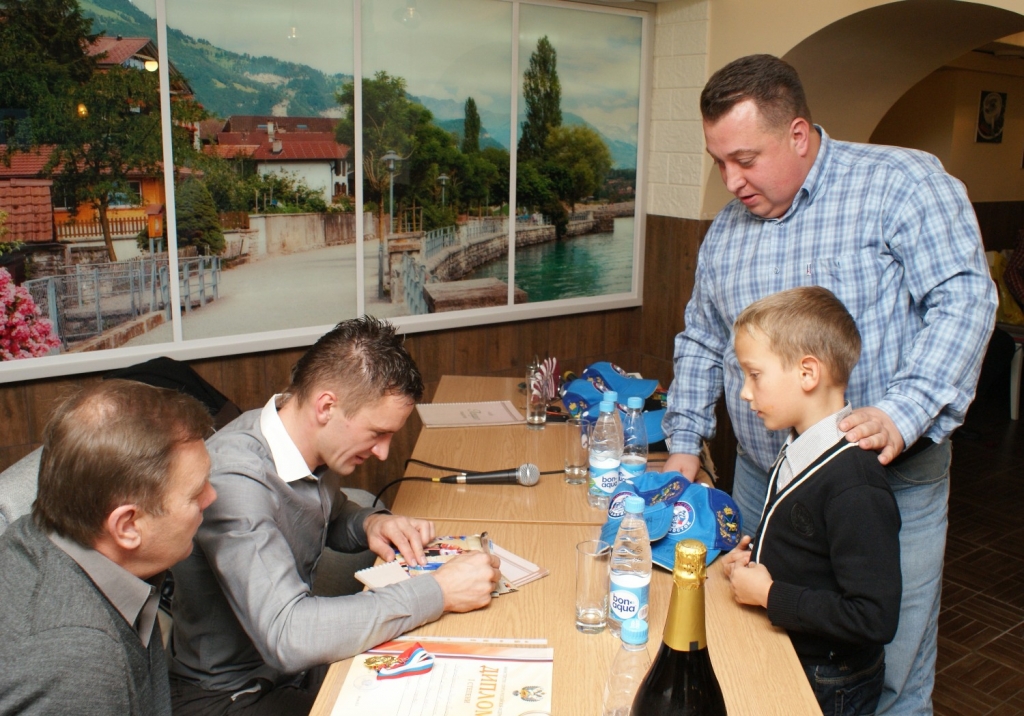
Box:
[722,286,901,716]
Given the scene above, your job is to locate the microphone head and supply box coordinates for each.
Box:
[517,463,540,486]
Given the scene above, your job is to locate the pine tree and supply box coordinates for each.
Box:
[175,179,225,255]
[518,36,561,161]
[462,97,481,154]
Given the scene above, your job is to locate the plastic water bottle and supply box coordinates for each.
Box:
[620,396,648,482]
[603,390,624,436]
[608,495,652,637]
[602,618,652,716]
[588,400,623,509]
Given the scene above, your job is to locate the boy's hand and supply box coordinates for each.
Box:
[721,536,752,579]
[728,561,773,608]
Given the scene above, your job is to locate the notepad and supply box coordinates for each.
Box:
[415,401,524,427]
[354,534,546,594]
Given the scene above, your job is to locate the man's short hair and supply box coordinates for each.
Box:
[700,54,812,131]
[285,315,424,414]
[734,286,861,386]
[33,379,213,546]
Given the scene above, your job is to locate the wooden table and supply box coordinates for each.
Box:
[310,376,821,715]
[310,521,820,715]
[394,375,605,525]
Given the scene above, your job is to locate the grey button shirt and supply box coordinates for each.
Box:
[48,531,163,648]
[169,397,445,693]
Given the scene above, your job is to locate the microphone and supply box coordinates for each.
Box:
[433,463,540,486]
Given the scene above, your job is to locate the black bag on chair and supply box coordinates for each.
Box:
[104,356,241,429]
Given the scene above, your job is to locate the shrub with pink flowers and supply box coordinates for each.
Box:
[0,267,61,360]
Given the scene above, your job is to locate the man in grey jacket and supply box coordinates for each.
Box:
[0,380,217,716]
[169,316,501,715]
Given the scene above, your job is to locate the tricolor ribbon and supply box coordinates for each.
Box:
[376,643,435,680]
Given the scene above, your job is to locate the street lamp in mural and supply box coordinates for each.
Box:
[380,150,401,300]
[437,173,449,208]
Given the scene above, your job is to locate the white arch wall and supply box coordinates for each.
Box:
[645,0,1024,219]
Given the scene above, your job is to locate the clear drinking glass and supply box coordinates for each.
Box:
[575,539,611,633]
[564,416,588,484]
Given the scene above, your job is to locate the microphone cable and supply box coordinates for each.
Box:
[372,458,563,507]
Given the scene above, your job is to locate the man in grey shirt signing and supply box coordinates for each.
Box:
[169,316,501,715]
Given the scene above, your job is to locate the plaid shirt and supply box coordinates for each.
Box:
[665,128,997,472]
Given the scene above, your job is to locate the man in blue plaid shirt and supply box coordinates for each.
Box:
[662,55,996,716]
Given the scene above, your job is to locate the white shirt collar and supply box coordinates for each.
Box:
[779,402,853,487]
[259,394,315,483]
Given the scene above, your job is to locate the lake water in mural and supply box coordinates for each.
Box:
[465,216,634,301]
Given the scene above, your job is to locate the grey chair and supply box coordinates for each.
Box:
[0,447,42,536]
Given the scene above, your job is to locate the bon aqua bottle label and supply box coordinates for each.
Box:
[609,573,651,623]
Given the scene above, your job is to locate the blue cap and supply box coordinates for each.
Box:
[626,396,643,410]
[623,495,645,514]
[600,471,689,545]
[600,472,743,566]
[621,618,648,645]
[650,481,743,568]
[603,390,619,404]
[563,367,666,443]
[599,400,614,413]
[584,362,659,402]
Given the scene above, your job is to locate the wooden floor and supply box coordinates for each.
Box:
[934,403,1024,715]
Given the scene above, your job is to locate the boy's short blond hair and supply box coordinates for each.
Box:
[734,286,861,386]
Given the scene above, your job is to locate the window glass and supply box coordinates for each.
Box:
[0,0,164,357]
[142,0,358,345]
[359,0,513,318]
[502,3,642,303]
[0,0,647,377]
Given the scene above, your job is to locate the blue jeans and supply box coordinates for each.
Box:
[733,441,950,716]
[803,649,886,716]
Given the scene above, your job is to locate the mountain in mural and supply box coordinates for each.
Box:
[80,0,637,167]
[80,0,351,119]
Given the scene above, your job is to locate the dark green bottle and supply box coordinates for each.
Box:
[631,539,727,715]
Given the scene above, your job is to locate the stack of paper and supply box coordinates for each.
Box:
[488,541,549,588]
[415,401,524,427]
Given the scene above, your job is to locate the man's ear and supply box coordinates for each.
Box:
[790,117,812,158]
[313,390,338,426]
[104,504,143,551]
[798,354,821,393]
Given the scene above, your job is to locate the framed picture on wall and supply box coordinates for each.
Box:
[0,0,651,384]
[977,90,1006,143]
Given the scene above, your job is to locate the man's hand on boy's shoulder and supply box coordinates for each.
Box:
[839,406,905,465]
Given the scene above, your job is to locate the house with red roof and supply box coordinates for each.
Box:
[88,35,194,99]
[0,143,172,255]
[0,37,195,260]
[204,117,352,204]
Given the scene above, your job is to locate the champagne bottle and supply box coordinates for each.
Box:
[631,539,727,715]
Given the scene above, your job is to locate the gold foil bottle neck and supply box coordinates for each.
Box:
[663,539,708,651]
[673,539,707,588]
